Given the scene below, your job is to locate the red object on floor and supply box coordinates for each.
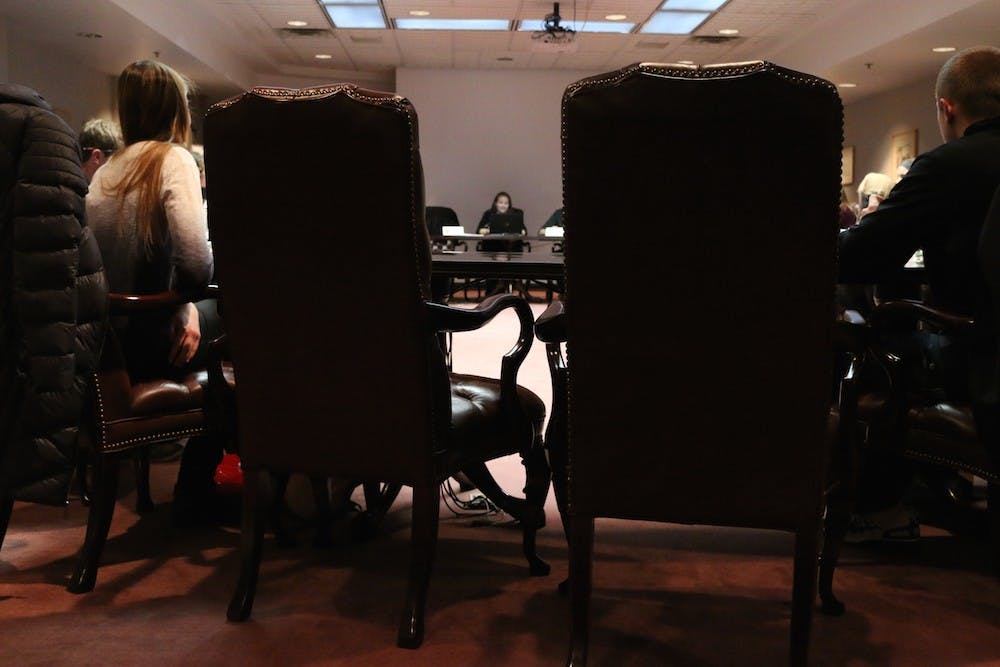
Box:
[214,453,243,495]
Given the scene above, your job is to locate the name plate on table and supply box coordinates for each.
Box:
[543,226,565,237]
[442,225,465,236]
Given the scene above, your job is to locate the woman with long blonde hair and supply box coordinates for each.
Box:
[88,59,214,378]
[88,60,220,524]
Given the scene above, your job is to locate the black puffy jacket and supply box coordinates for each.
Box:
[0,84,108,505]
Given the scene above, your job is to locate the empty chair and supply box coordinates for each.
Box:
[204,84,550,648]
[425,205,461,236]
[539,62,843,665]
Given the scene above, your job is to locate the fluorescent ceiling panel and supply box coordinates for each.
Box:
[661,0,727,10]
[640,11,710,33]
[517,20,634,33]
[324,4,386,29]
[395,18,511,31]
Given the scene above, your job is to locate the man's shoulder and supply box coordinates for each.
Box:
[927,122,1000,165]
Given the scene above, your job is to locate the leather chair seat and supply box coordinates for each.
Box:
[132,363,235,415]
[857,392,997,481]
[449,373,545,460]
[100,363,235,454]
[907,402,998,481]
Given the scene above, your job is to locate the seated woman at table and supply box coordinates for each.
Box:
[88,60,225,523]
[477,191,527,235]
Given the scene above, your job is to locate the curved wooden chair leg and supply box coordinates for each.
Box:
[567,516,594,667]
[819,483,850,616]
[821,367,860,615]
[460,461,526,521]
[521,442,551,576]
[69,455,120,594]
[398,483,439,649]
[134,447,154,515]
[0,492,14,551]
[228,469,267,622]
[790,526,820,667]
[76,454,92,506]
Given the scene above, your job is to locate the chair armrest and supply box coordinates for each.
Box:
[534,300,566,344]
[426,294,534,417]
[869,299,974,334]
[107,287,212,316]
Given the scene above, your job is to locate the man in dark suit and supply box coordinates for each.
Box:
[838,46,1000,542]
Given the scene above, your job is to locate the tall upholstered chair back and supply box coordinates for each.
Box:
[206,86,550,648]
[563,62,842,528]
[206,86,447,485]
[557,62,843,665]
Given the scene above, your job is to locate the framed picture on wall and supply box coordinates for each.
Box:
[890,129,918,174]
[841,145,854,186]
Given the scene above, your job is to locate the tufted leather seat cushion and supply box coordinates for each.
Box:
[448,373,545,462]
[132,363,235,415]
[98,362,235,453]
[906,402,998,481]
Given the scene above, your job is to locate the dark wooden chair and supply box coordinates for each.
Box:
[823,185,1000,600]
[204,83,550,649]
[537,61,844,666]
[69,289,234,593]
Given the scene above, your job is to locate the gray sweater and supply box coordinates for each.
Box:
[88,141,213,295]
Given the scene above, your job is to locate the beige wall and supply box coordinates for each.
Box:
[397,67,596,232]
[843,75,942,201]
[6,30,114,132]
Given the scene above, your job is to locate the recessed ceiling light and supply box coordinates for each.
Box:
[837,83,857,88]
[677,60,694,64]
[323,3,387,29]
[315,54,333,59]
[932,46,956,53]
[662,0,726,9]
[717,28,739,35]
[286,20,309,27]
[409,10,430,16]
[605,14,627,20]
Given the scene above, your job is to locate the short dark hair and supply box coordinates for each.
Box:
[79,118,122,155]
[935,46,1000,121]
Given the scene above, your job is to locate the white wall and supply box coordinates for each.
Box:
[843,75,942,200]
[397,68,595,232]
[5,30,115,132]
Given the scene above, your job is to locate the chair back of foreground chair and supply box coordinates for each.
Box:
[205,85,549,648]
[558,62,843,665]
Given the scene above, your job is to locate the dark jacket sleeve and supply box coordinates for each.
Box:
[0,102,108,504]
[837,152,945,283]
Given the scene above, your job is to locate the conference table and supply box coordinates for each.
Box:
[430,234,564,281]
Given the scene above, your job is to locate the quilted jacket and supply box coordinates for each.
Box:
[0,83,107,505]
